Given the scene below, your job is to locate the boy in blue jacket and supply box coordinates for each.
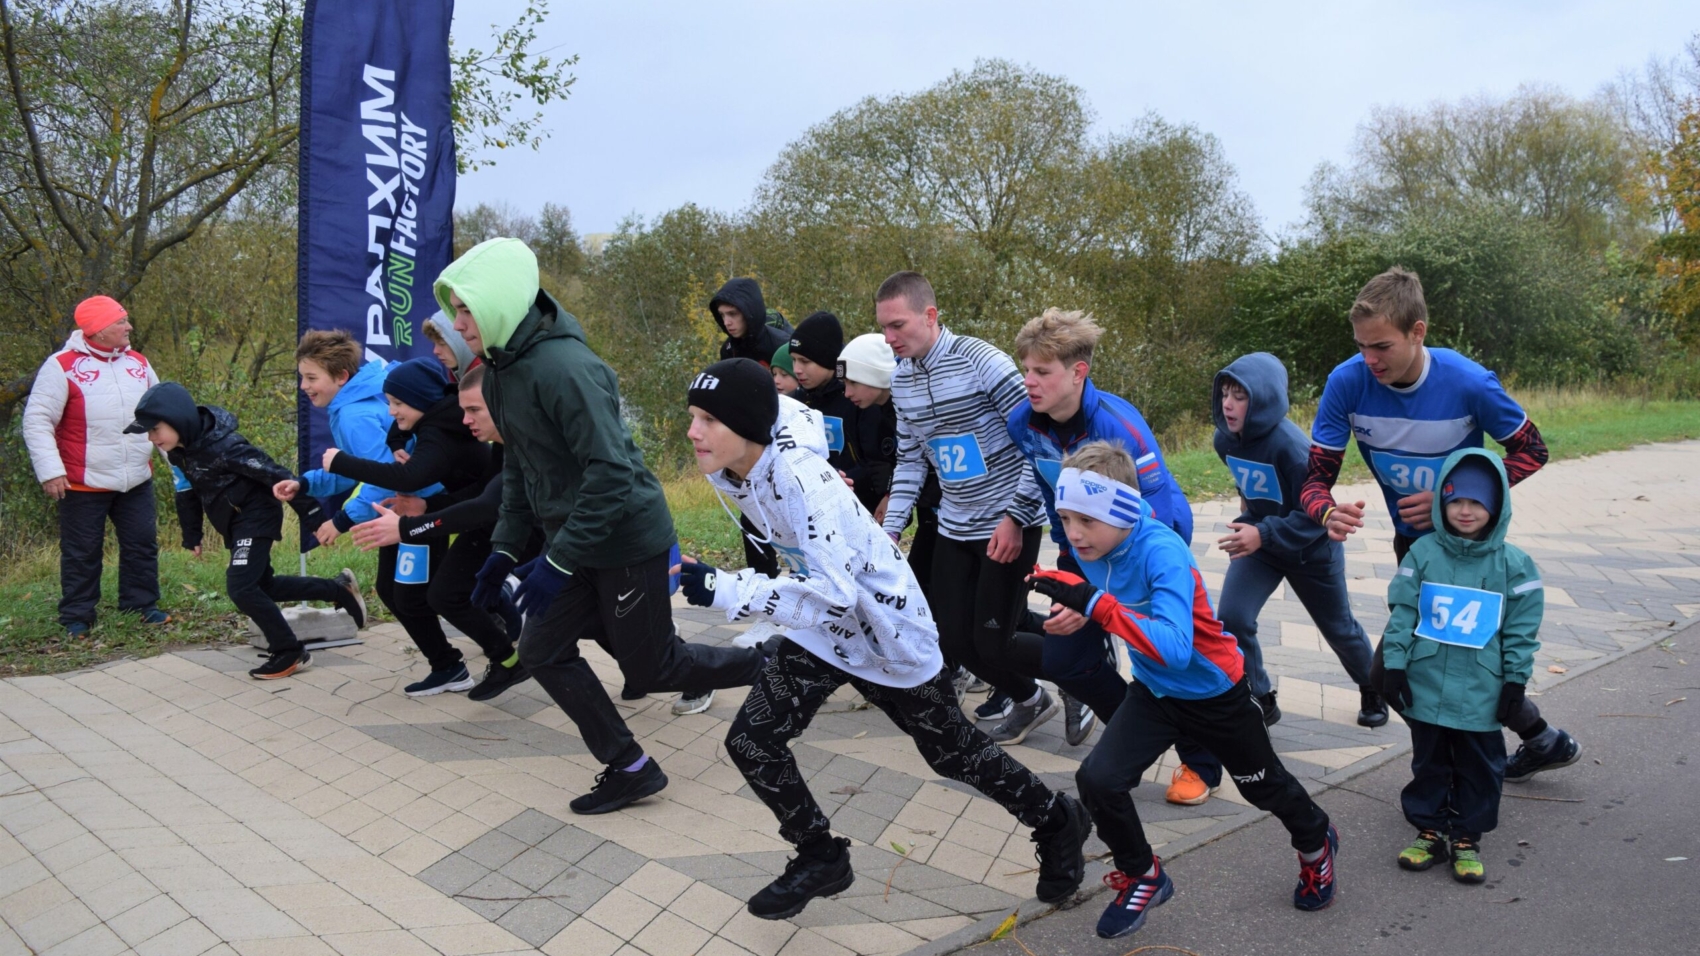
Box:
[1007,309,1222,806]
[1211,353,1384,728]
[1382,449,1541,884]
[1028,441,1338,939]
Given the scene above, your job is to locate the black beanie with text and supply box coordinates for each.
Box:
[688,358,777,445]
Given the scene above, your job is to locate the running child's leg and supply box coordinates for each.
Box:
[724,640,849,847]
[1214,553,1284,697]
[1178,681,1331,855]
[1076,681,1183,877]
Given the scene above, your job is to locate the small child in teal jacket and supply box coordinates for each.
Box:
[1381,448,1543,884]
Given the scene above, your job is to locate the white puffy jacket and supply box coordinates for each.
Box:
[23,331,159,492]
[705,397,944,688]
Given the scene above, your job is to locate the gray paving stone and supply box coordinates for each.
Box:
[490,695,551,719]
[825,805,888,845]
[538,823,605,865]
[864,767,924,800]
[419,852,488,897]
[705,874,777,901]
[497,897,575,947]
[841,889,955,921]
[660,853,769,882]
[501,847,571,891]
[499,808,567,847]
[461,829,529,869]
[888,861,976,893]
[577,839,645,884]
[913,882,1022,915]
[734,850,795,875]
[789,896,876,928]
[820,754,879,784]
[537,867,615,915]
[456,871,530,921]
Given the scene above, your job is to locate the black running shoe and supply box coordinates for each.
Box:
[1257,690,1282,727]
[1062,692,1097,746]
[569,758,668,815]
[747,837,854,920]
[1504,730,1581,783]
[250,650,311,680]
[1357,687,1389,728]
[468,659,531,702]
[976,690,1014,722]
[334,568,367,629]
[1032,793,1092,904]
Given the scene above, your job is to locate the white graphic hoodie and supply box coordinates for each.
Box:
[704,397,944,688]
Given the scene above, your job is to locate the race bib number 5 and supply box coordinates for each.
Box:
[823,416,845,453]
[1414,582,1503,649]
[1369,451,1447,497]
[927,434,989,482]
[1225,456,1282,504]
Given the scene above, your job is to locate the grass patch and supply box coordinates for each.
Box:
[5,386,1697,678]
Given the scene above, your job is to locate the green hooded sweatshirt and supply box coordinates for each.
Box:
[433,238,674,571]
[1381,448,1543,732]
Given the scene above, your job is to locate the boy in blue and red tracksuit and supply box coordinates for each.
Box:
[1028,441,1337,940]
[1299,267,1576,783]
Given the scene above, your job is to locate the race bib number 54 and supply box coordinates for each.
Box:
[927,434,989,482]
[1414,582,1503,649]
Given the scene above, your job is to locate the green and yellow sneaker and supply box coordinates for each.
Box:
[1450,838,1486,884]
[1397,830,1450,871]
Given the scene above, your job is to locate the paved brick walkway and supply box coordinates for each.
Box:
[1,443,1695,956]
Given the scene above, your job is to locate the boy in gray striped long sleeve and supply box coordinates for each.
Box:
[875,271,1058,745]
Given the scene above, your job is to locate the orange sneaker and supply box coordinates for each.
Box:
[1164,764,1217,806]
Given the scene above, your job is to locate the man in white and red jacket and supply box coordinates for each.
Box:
[23,296,167,635]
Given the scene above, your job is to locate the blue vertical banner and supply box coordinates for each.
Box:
[297,0,456,475]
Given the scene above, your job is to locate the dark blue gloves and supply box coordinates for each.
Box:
[514,558,571,619]
[1383,668,1412,712]
[471,552,517,611]
[679,561,720,607]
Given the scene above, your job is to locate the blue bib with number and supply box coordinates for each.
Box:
[1225,456,1282,504]
[1033,458,1063,493]
[823,416,845,453]
[773,541,811,577]
[394,543,431,585]
[1369,451,1448,497]
[927,433,989,482]
[1414,582,1503,649]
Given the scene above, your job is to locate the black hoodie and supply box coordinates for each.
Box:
[327,392,490,502]
[1211,352,1330,561]
[134,383,324,548]
[708,277,792,365]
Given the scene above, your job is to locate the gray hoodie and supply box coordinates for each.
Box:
[1211,352,1330,560]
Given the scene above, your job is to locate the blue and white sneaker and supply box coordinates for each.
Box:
[405,664,476,697]
[1293,823,1339,912]
[1095,859,1174,939]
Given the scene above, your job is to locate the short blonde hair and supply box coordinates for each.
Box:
[1350,267,1427,333]
[1015,308,1104,366]
[1061,440,1138,487]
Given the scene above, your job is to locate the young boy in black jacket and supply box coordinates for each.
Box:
[350,363,542,702]
[836,332,900,521]
[786,312,867,492]
[322,358,505,698]
[127,382,366,679]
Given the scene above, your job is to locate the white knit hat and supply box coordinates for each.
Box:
[837,333,896,389]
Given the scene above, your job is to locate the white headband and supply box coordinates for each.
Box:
[1055,467,1143,529]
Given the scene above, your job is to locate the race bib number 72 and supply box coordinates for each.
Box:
[1414,582,1503,649]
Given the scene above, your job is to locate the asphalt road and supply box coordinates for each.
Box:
[971,624,1700,956]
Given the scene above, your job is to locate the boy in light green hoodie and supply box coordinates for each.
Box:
[436,237,767,816]
[1382,448,1544,884]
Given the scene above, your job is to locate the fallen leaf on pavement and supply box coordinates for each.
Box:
[1547,665,1569,674]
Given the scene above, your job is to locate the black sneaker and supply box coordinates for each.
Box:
[1257,690,1282,727]
[1357,687,1388,728]
[1032,794,1092,903]
[334,568,366,629]
[405,664,476,697]
[1062,692,1097,746]
[468,659,531,702]
[747,837,854,920]
[250,650,311,680]
[976,690,1014,722]
[1504,730,1581,783]
[569,758,668,815]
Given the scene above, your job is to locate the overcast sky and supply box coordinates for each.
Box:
[449,1,1694,238]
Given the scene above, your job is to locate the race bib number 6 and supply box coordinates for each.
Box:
[395,543,430,585]
[927,434,989,482]
[1414,582,1503,649]
[1369,451,1448,497]
[1225,456,1282,504]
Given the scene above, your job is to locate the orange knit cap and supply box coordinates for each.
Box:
[74,296,127,336]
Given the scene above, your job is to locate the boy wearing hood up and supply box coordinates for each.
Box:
[439,238,768,816]
[1381,449,1540,885]
[678,358,1091,922]
[128,382,366,679]
[709,277,793,366]
[1028,442,1338,940]
[1212,353,1383,728]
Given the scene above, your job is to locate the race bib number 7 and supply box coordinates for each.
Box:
[1414,582,1503,649]
[927,434,989,482]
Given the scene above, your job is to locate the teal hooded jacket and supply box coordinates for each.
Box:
[1381,448,1543,731]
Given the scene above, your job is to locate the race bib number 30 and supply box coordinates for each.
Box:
[394,544,430,585]
[1225,456,1282,504]
[927,434,989,482]
[1414,582,1503,649]
[1369,451,1448,497]
[823,416,845,453]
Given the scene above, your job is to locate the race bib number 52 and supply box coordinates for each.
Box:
[927,434,989,482]
[1414,582,1503,649]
